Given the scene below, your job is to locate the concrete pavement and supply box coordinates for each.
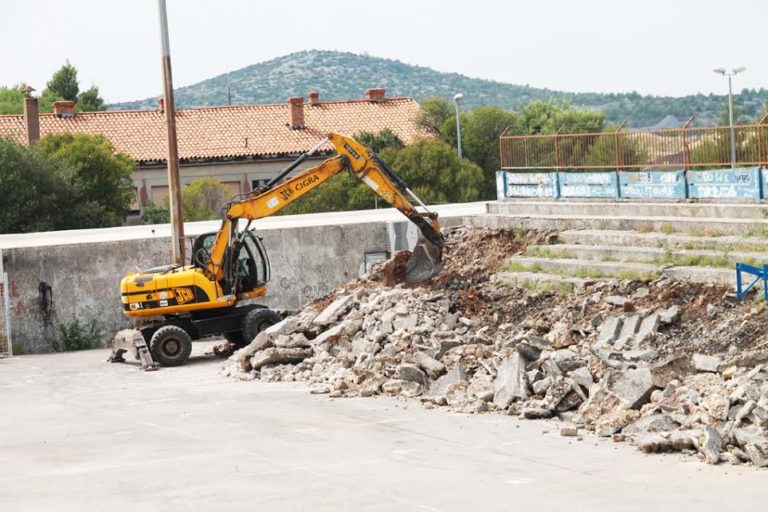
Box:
[0,344,766,511]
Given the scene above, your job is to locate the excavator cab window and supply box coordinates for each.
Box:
[244,231,270,284]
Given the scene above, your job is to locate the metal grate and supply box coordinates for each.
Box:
[0,250,11,357]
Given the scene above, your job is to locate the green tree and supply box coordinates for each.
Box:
[282,138,484,215]
[140,177,232,224]
[518,100,604,134]
[178,177,230,221]
[77,86,107,112]
[380,139,484,204]
[45,61,79,101]
[37,133,135,228]
[1,62,107,113]
[0,85,26,115]
[139,201,170,225]
[438,107,518,198]
[417,97,453,134]
[0,139,72,233]
[355,129,404,153]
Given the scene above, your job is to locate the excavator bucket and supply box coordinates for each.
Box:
[107,329,158,371]
[405,236,444,283]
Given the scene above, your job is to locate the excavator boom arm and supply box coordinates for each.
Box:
[207,133,444,283]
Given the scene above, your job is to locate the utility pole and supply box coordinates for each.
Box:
[713,67,746,169]
[158,0,185,265]
[453,93,464,160]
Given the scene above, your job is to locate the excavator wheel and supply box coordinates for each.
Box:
[150,325,193,367]
[242,309,281,345]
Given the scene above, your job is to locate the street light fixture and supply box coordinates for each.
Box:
[713,66,747,168]
[453,93,464,160]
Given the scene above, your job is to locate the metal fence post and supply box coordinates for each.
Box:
[0,249,10,357]
[758,113,768,168]
[682,116,695,171]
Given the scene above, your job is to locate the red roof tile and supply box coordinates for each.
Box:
[0,97,430,164]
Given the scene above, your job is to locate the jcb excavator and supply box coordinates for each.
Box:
[116,133,445,367]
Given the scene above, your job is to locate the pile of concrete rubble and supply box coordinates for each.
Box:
[223,227,768,467]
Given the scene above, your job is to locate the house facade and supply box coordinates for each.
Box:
[0,89,429,211]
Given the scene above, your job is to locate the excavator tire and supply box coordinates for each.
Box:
[150,325,193,367]
[242,309,281,345]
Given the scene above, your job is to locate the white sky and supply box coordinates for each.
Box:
[2,0,766,104]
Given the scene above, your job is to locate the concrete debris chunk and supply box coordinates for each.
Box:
[493,354,529,409]
[623,414,680,435]
[693,353,721,373]
[700,426,723,464]
[637,431,699,453]
[427,365,467,397]
[605,295,628,307]
[609,367,656,409]
[251,348,312,370]
[219,227,768,468]
[414,352,446,379]
[634,313,660,347]
[397,364,428,388]
[659,305,681,325]
[313,294,355,325]
[596,317,622,347]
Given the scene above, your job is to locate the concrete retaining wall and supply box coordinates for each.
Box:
[1,222,402,354]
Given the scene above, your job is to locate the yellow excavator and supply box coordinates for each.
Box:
[115,133,445,367]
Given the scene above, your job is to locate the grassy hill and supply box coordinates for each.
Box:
[111,50,768,128]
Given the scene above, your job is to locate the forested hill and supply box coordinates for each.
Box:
[111,50,768,128]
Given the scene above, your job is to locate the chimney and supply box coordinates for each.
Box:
[288,97,305,129]
[365,88,386,102]
[52,101,76,118]
[308,91,320,106]
[158,98,165,112]
[23,96,40,146]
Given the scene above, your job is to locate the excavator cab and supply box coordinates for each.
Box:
[192,229,271,296]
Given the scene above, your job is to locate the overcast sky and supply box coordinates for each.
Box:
[2,0,766,103]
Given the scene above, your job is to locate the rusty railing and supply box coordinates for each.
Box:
[500,120,768,170]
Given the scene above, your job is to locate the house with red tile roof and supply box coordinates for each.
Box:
[0,89,429,211]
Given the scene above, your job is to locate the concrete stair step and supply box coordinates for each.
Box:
[468,213,768,236]
[558,229,768,251]
[507,256,735,284]
[489,200,768,220]
[493,270,600,290]
[508,257,661,280]
[526,243,766,267]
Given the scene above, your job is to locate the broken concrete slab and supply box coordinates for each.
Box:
[606,295,628,307]
[634,313,660,347]
[251,348,312,370]
[414,352,446,379]
[701,426,722,464]
[659,305,681,325]
[637,431,699,453]
[397,364,428,388]
[609,367,656,409]
[693,353,722,373]
[614,315,640,350]
[596,317,622,347]
[623,414,680,435]
[313,294,355,325]
[427,365,467,397]
[493,353,529,409]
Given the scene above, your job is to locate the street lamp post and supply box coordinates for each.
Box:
[713,66,747,169]
[453,93,463,160]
